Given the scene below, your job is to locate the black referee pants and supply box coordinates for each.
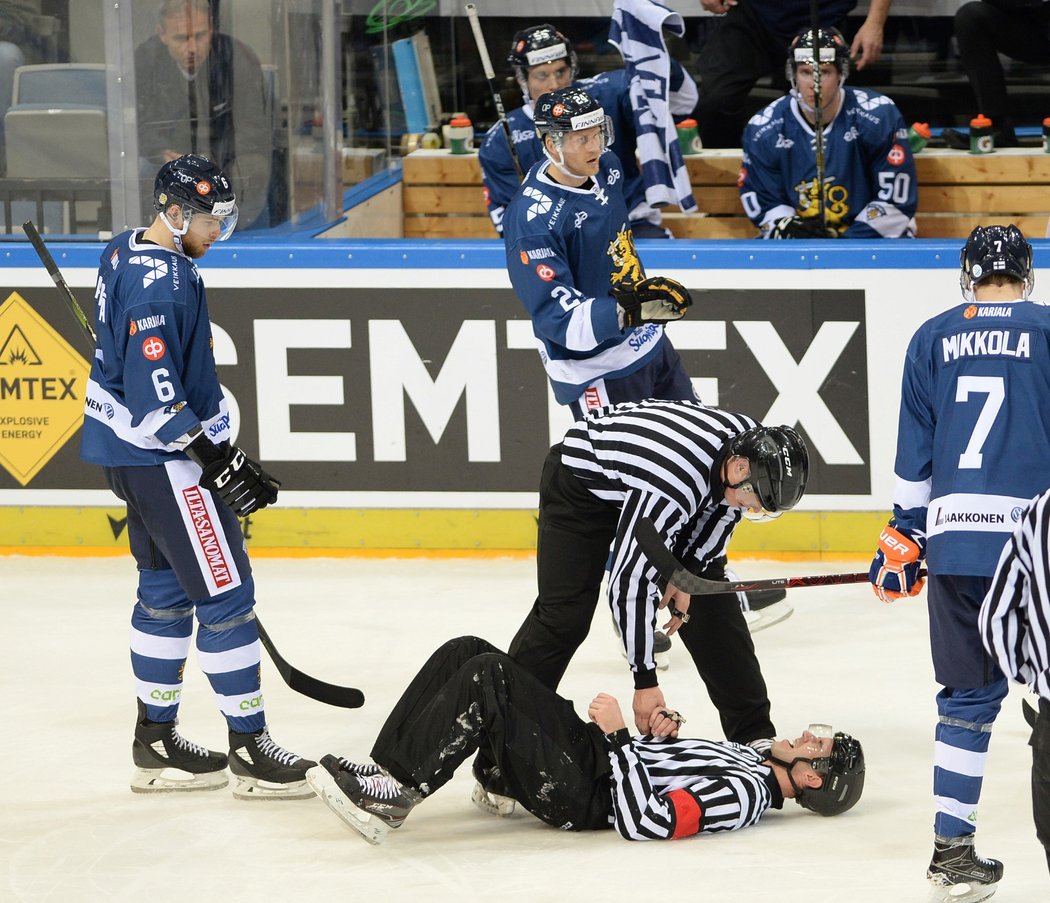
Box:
[1034,699,1050,875]
[370,636,613,831]
[506,445,774,745]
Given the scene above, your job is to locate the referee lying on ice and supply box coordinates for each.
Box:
[305,636,865,844]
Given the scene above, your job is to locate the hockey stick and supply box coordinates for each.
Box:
[809,0,829,231]
[635,517,927,595]
[21,220,365,709]
[464,3,524,181]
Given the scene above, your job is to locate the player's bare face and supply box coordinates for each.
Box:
[527,61,573,102]
[181,213,222,258]
[159,11,213,74]
[795,63,840,118]
[558,126,604,178]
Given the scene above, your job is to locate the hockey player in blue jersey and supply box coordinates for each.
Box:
[80,153,316,799]
[738,27,917,239]
[478,23,696,238]
[870,225,1050,900]
[501,87,693,417]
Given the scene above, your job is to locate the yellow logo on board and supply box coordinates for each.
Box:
[0,292,90,485]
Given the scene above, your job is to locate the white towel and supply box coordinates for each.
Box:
[609,0,698,215]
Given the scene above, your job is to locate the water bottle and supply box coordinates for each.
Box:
[969,114,994,155]
[448,116,474,154]
[675,118,702,156]
[908,122,931,154]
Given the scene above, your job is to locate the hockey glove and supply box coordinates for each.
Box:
[613,276,693,328]
[768,215,837,240]
[187,434,280,518]
[869,524,926,603]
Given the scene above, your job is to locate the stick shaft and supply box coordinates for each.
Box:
[22,220,97,347]
[809,0,828,227]
[464,3,523,180]
[635,517,926,595]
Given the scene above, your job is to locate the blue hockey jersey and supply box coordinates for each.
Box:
[739,86,917,238]
[892,298,1050,576]
[479,66,699,234]
[80,229,231,466]
[502,151,663,406]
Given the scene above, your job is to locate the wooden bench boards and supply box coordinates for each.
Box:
[401,147,1050,240]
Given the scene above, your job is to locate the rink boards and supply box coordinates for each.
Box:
[0,238,1029,553]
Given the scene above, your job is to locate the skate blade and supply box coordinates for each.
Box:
[306,766,391,845]
[130,766,228,793]
[231,773,315,801]
[927,879,999,903]
[743,601,793,633]
[471,781,517,817]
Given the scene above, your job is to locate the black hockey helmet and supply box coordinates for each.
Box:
[792,731,865,817]
[154,153,238,239]
[533,87,613,150]
[507,24,577,84]
[960,224,1034,301]
[727,425,809,516]
[786,26,851,87]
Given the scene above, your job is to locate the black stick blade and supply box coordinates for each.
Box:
[257,617,364,708]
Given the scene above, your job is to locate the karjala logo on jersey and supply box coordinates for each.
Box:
[128,255,168,289]
[524,186,553,222]
[129,314,166,336]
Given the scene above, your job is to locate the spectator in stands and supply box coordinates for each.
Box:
[695,0,890,149]
[738,26,917,239]
[942,0,1050,150]
[135,0,273,228]
[478,22,697,239]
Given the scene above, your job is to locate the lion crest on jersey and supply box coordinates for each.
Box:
[794,176,848,232]
[607,226,642,287]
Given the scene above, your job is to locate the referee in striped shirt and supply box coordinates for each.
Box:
[980,487,1050,875]
[308,635,865,844]
[470,398,809,814]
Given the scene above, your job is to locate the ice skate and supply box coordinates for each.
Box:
[335,757,383,777]
[228,726,317,800]
[131,701,228,793]
[307,754,423,845]
[471,781,518,817]
[926,835,1003,903]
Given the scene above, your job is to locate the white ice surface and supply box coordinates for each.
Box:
[2,554,1046,902]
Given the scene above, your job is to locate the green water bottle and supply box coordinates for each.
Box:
[969,114,994,155]
[676,118,701,155]
[448,116,474,154]
[908,122,931,154]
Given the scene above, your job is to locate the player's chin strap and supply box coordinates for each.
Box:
[542,143,592,182]
[791,86,844,121]
[768,753,817,800]
[158,208,191,255]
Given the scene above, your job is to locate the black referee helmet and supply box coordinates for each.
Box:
[729,425,809,515]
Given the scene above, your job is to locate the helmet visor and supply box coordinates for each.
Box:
[185,199,239,241]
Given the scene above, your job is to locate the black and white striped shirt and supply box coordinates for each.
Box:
[980,488,1050,701]
[561,400,759,677]
[606,734,780,840]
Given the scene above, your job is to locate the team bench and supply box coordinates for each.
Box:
[400,147,1050,240]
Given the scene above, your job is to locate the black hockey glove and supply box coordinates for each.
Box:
[186,434,280,517]
[613,276,693,328]
[768,215,837,240]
